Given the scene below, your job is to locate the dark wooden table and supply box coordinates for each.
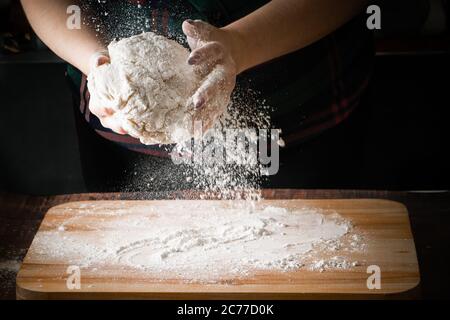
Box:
[1,189,449,300]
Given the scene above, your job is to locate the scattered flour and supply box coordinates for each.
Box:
[167,88,273,200]
[310,257,361,273]
[0,259,22,296]
[31,202,364,282]
[0,260,21,273]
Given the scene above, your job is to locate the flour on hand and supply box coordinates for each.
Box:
[88,32,226,145]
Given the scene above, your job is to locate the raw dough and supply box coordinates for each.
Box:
[87,32,200,145]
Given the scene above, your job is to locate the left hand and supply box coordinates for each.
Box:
[182,19,239,132]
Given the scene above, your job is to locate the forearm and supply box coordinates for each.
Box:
[21,0,105,74]
[223,0,368,74]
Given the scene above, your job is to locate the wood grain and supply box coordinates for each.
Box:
[16,199,420,299]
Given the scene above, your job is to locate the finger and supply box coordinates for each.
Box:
[182,20,203,50]
[90,104,115,118]
[182,19,212,41]
[89,51,110,71]
[96,55,110,67]
[100,116,127,135]
[186,36,199,50]
[192,66,233,109]
[188,41,224,66]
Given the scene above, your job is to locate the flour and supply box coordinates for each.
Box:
[31,202,364,282]
[168,87,273,200]
[88,32,228,145]
[0,259,22,296]
[310,257,360,273]
[0,260,21,273]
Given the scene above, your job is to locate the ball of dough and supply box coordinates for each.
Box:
[87,32,200,145]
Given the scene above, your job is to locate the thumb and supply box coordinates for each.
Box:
[89,50,110,72]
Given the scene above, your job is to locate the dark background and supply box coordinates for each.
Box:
[1,0,450,195]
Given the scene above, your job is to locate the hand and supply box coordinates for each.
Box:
[87,50,128,135]
[182,20,240,132]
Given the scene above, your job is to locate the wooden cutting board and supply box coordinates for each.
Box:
[16,199,420,299]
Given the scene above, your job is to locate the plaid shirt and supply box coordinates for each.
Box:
[68,0,374,156]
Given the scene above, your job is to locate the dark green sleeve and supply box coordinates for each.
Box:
[67,64,82,88]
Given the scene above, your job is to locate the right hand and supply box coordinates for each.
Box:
[182,20,239,132]
[88,51,128,135]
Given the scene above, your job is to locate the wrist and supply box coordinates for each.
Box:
[221,27,249,74]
